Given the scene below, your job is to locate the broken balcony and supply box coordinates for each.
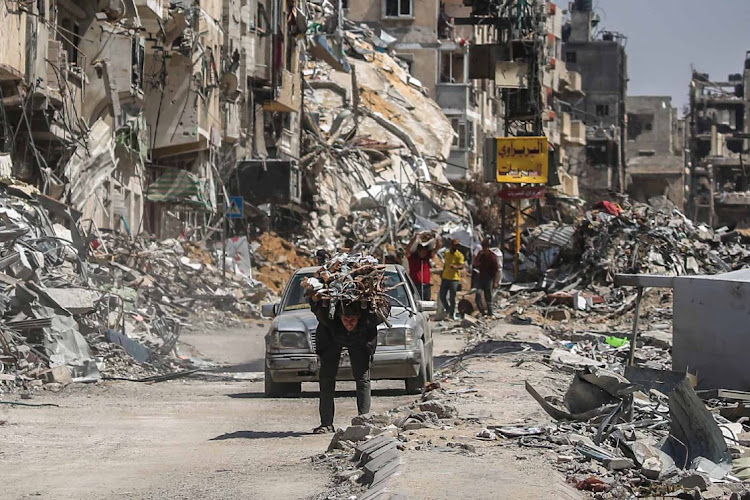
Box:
[264,69,301,113]
[563,118,586,146]
[435,84,473,114]
[558,67,584,98]
[134,0,164,19]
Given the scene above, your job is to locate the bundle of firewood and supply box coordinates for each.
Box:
[302,253,392,322]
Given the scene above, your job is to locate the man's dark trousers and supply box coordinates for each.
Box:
[476,278,493,315]
[318,344,372,427]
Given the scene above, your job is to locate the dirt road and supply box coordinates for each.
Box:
[0,321,580,499]
[0,323,407,499]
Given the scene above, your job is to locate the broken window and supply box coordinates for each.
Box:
[596,104,610,117]
[439,51,466,83]
[451,118,466,149]
[565,51,577,64]
[59,18,81,66]
[131,38,145,91]
[627,113,654,140]
[438,2,454,39]
[384,0,413,18]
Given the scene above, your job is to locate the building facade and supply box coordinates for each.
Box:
[0,0,305,238]
[562,0,627,199]
[345,0,503,181]
[625,96,685,210]
[688,56,750,228]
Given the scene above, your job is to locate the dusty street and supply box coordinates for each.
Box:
[0,320,579,500]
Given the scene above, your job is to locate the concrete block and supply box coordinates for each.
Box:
[364,448,401,477]
[362,440,398,464]
[352,412,392,427]
[355,433,393,456]
[675,472,711,491]
[418,400,457,419]
[604,457,635,470]
[340,425,373,443]
[38,366,72,385]
[43,288,101,315]
[369,456,403,488]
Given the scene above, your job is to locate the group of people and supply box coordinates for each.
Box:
[309,233,500,433]
[406,232,500,318]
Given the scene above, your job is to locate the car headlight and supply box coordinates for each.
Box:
[378,327,414,346]
[268,328,280,350]
[278,331,308,349]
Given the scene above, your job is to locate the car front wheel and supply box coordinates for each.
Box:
[405,339,427,394]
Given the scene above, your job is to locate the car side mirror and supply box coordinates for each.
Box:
[418,300,437,312]
[261,303,278,318]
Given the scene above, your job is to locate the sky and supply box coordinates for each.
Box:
[590,0,750,114]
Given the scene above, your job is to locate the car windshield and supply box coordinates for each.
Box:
[282,273,313,311]
[282,270,411,312]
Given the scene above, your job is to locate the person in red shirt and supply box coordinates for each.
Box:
[406,231,440,301]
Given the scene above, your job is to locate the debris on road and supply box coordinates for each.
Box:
[0,183,277,396]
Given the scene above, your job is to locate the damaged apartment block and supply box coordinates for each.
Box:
[688,53,750,229]
[0,0,307,238]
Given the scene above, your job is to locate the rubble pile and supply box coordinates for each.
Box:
[300,24,474,258]
[513,366,750,498]
[95,233,274,322]
[529,198,750,291]
[251,232,315,293]
[0,183,277,394]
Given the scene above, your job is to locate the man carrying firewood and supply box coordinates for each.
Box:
[310,300,381,434]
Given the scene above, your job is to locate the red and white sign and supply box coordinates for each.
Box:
[498,186,546,200]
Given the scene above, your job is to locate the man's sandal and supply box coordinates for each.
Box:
[312,425,335,434]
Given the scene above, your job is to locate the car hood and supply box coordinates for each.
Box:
[273,309,318,333]
[273,306,417,333]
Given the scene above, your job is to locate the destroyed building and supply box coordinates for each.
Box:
[0,0,306,238]
[562,0,628,200]
[626,96,686,210]
[688,54,750,229]
[344,0,503,182]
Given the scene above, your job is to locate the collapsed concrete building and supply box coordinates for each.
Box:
[345,0,583,197]
[625,96,686,210]
[0,0,305,239]
[688,54,750,229]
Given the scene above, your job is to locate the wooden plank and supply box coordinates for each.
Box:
[614,274,675,288]
[696,389,750,402]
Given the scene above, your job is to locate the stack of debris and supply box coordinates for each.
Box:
[300,23,474,258]
[518,366,750,497]
[0,182,277,394]
[536,199,750,285]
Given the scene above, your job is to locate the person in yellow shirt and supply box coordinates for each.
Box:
[440,239,465,320]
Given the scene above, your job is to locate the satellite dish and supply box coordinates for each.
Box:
[221,72,239,97]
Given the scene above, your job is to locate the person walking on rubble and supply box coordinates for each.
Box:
[310,300,381,433]
[406,231,441,301]
[439,238,465,320]
[474,238,500,317]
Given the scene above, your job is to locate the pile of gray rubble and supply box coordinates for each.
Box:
[0,181,275,396]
